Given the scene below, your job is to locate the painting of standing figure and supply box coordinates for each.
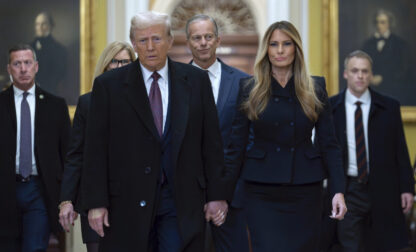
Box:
[339,0,416,106]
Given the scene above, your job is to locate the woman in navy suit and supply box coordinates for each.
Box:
[225,21,347,251]
[57,41,136,252]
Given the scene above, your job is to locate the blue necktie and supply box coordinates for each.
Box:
[19,92,32,178]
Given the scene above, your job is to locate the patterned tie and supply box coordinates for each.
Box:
[19,92,32,178]
[355,101,368,183]
[149,71,163,137]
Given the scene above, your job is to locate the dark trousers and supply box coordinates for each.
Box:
[150,184,182,252]
[337,177,371,252]
[0,237,17,251]
[16,176,50,252]
[211,206,249,252]
[244,181,322,252]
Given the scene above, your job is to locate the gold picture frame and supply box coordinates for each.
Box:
[322,0,416,122]
[71,0,93,118]
[71,0,106,119]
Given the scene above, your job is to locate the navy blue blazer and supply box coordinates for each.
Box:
[216,60,249,208]
[225,76,345,195]
[216,60,250,149]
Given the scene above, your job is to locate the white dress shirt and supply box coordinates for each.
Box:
[345,88,371,176]
[140,60,169,132]
[192,59,221,104]
[14,84,37,175]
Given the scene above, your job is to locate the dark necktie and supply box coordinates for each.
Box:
[149,71,163,137]
[355,101,368,183]
[20,92,32,178]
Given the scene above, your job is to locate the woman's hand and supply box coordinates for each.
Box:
[59,202,78,232]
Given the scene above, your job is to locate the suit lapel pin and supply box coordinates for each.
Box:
[39,94,44,99]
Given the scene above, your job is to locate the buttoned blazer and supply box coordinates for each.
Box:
[81,59,228,252]
[0,85,70,237]
[330,89,414,250]
[225,76,345,195]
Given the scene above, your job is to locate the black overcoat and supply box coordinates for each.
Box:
[81,59,232,252]
[0,85,70,237]
[330,88,415,250]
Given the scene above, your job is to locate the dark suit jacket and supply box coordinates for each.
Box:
[196,59,250,208]
[215,60,250,150]
[225,76,345,195]
[0,85,70,237]
[330,88,415,251]
[60,92,91,209]
[81,59,231,252]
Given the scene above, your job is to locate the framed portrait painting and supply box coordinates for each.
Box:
[322,0,416,122]
[0,0,80,106]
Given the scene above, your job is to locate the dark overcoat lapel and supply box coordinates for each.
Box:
[7,87,17,133]
[34,87,46,157]
[125,60,161,140]
[169,60,191,171]
[330,90,348,171]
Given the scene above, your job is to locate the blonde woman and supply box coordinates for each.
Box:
[58,41,136,252]
[225,21,347,251]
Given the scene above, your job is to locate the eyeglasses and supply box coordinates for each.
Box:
[109,59,132,67]
[190,33,216,42]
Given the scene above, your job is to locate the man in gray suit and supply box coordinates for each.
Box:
[186,14,250,252]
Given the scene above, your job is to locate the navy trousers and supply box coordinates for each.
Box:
[150,184,183,252]
[16,176,50,252]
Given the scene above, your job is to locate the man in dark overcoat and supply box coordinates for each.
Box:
[0,44,70,251]
[330,50,414,251]
[82,11,234,252]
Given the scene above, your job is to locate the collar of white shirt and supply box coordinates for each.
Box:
[140,59,169,84]
[192,59,220,78]
[374,30,391,39]
[13,84,36,98]
[345,88,371,106]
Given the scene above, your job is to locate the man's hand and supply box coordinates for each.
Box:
[401,193,414,214]
[88,207,109,237]
[204,200,228,226]
[59,202,78,232]
[330,193,348,220]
